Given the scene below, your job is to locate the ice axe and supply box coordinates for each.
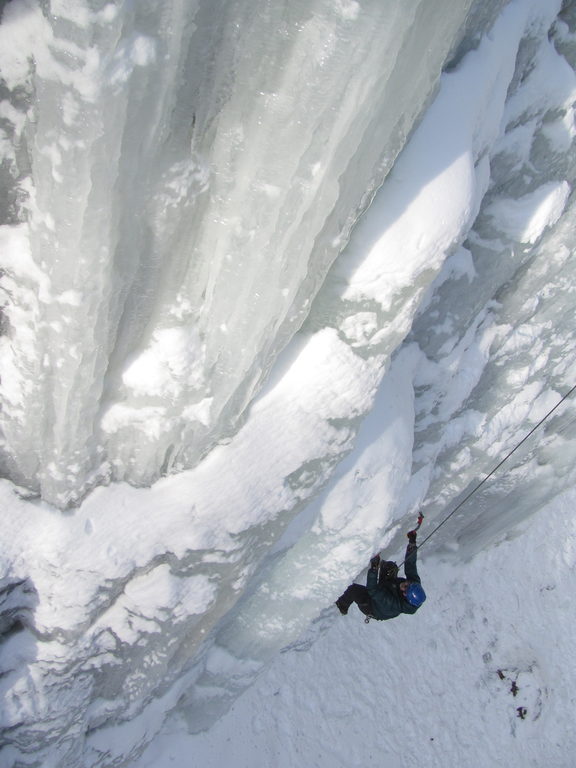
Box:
[407,512,424,541]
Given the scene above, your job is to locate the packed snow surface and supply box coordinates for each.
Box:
[133,487,576,768]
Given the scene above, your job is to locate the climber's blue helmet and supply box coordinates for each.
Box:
[405,582,426,607]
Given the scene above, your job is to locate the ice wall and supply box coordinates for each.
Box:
[0,0,474,506]
[180,0,576,735]
[1,1,576,767]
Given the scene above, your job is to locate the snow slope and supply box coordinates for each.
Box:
[134,486,576,768]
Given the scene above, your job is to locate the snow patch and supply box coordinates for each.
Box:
[485,181,570,244]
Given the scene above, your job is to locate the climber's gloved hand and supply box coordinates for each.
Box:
[370,554,381,570]
[380,561,399,581]
[407,530,417,544]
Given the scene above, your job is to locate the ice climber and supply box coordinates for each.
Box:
[335,528,426,620]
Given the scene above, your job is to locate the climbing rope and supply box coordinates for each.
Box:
[406,382,576,557]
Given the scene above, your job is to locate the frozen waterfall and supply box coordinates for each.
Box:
[0,0,473,506]
[1,0,576,767]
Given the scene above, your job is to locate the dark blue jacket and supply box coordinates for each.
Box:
[365,543,422,620]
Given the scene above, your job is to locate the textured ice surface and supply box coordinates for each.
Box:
[0,0,474,506]
[1,0,576,767]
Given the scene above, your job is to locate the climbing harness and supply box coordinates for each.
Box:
[405,382,576,560]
